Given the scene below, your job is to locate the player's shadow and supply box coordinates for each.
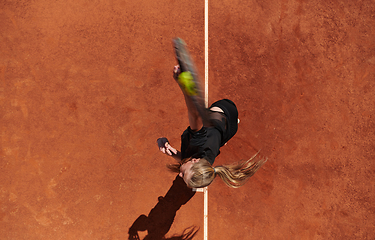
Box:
[128,175,198,240]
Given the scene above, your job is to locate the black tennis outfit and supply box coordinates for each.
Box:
[180,99,238,165]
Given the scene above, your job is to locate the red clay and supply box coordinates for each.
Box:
[1,0,374,239]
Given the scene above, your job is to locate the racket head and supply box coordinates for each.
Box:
[173,38,203,96]
[173,38,211,126]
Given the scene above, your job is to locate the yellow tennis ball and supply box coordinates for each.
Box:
[178,72,197,96]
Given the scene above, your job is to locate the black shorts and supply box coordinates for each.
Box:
[209,99,238,146]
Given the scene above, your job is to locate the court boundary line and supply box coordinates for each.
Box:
[204,0,209,240]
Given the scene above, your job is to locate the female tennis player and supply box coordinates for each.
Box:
[157,65,266,188]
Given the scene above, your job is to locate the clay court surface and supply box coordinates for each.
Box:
[1,0,375,239]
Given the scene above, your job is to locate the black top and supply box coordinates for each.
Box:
[180,99,239,165]
[180,126,222,165]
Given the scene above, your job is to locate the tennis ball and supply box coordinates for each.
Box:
[178,71,197,96]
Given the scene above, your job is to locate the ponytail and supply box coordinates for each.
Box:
[166,152,267,189]
[214,151,267,188]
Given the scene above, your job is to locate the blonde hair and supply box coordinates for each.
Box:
[167,152,267,188]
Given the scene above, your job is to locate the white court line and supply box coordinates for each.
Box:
[204,186,208,240]
[204,1,209,240]
[204,0,209,109]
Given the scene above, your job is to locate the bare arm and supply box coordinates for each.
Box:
[173,65,203,131]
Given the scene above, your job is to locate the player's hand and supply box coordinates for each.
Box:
[157,137,177,156]
[173,65,181,81]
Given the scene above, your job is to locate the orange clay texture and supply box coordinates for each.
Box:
[1,0,374,239]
